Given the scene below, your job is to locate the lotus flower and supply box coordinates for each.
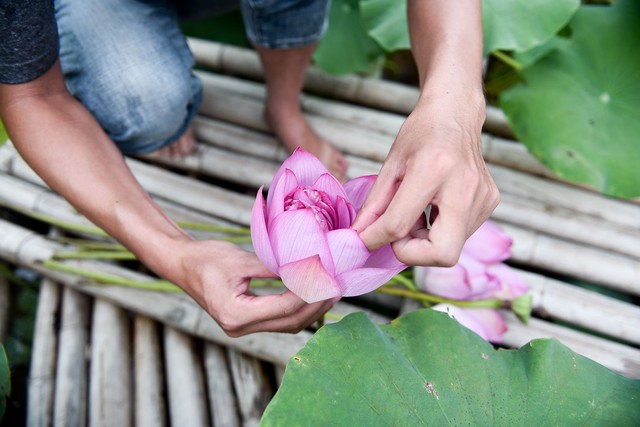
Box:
[415,221,528,343]
[251,148,406,303]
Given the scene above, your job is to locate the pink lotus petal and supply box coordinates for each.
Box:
[364,244,406,270]
[464,221,512,264]
[458,253,497,298]
[432,304,507,343]
[312,173,349,201]
[267,169,298,223]
[338,265,405,297]
[343,175,376,212]
[269,148,328,197]
[416,264,472,300]
[335,196,356,229]
[250,187,278,273]
[269,208,335,276]
[279,255,342,303]
[486,263,528,299]
[326,229,369,275]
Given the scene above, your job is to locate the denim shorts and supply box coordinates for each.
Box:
[55,0,330,155]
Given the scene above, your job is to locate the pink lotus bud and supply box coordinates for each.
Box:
[251,148,406,303]
[432,304,507,343]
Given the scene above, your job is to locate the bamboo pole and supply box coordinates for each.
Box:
[89,298,132,427]
[499,221,640,296]
[53,287,90,427]
[501,313,640,379]
[203,343,241,427]
[227,348,273,426]
[133,315,167,427]
[26,279,61,427]
[164,326,210,427]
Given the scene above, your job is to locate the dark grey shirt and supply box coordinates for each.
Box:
[0,0,59,84]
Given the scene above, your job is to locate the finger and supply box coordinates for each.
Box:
[350,166,400,232]
[358,168,441,251]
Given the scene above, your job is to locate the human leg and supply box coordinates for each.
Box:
[241,0,347,180]
[54,0,201,156]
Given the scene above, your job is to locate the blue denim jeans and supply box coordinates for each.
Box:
[55,0,330,155]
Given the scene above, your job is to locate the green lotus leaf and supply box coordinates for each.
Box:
[0,344,9,421]
[314,0,383,74]
[500,0,640,198]
[483,0,580,55]
[262,310,640,426]
[360,0,410,52]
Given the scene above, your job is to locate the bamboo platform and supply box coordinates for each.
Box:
[1,39,639,425]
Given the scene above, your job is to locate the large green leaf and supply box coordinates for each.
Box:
[500,0,640,198]
[0,344,9,422]
[314,0,383,74]
[262,310,640,425]
[483,0,580,55]
[360,0,410,52]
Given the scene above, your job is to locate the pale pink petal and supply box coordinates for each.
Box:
[267,169,298,222]
[458,253,497,298]
[326,229,369,275]
[364,244,406,270]
[486,263,528,299]
[312,173,349,201]
[271,148,328,193]
[279,255,342,303]
[343,175,376,212]
[250,187,278,273]
[432,304,507,343]
[464,221,512,263]
[417,264,472,300]
[335,196,356,229]
[338,264,405,297]
[269,208,335,276]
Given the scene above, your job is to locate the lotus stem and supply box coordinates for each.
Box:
[491,50,524,71]
[42,260,181,292]
[376,285,506,309]
[53,251,137,261]
[176,221,251,234]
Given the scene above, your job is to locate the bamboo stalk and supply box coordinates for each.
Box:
[203,343,241,427]
[53,287,90,427]
[89,298,132,427]
[26,279,61,427]
[499,221,640,296]
[518,268,640,346]
[134,315,167,427]
[163,326,210,427]
[227,348,273,426]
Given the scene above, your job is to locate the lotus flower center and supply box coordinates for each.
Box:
[284,187,336,232]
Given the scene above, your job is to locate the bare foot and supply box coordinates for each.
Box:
[266,108,348,182]
[151,126,198,159]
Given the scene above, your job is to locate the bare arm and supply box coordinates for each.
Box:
[0,61,333,336]
[353,0,499,266]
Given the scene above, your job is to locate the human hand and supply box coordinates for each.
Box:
[352,96,500,267]
[168,240,337,337]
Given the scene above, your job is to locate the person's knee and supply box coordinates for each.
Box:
[91,68,202,155]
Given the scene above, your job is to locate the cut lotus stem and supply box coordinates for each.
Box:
[176,221,251,235]
[53,251,137,261]
[42,260,181,292]
[376,285,508,310]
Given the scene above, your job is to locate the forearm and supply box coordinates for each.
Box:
[408,0,485,106]
[0,63,191,281]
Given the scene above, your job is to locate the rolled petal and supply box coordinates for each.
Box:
[432,304,507,343]
[335,196,356,229]
[279,255,342,303]
[464,221,512,264]
[267,169,298,222]
[269,208,335,276]
[338,264,406,297]
[458,252,497,298]
[343,175,376,212]
[250,187,278,273]
[326,229,369,275]
[416,264,472,300]
[312,173,349,201]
